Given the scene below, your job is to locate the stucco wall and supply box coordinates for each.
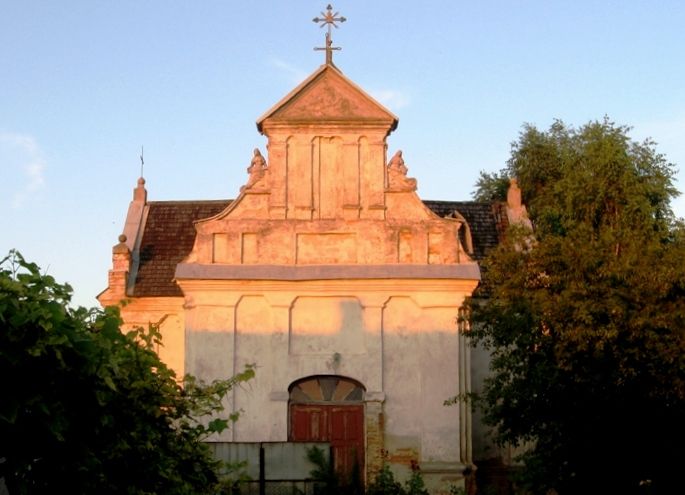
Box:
[177,278,476,487]
[116,297,186,379]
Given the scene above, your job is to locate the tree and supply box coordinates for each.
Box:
[0,251,254,494]
[467,119,685,494]
[472,169,510,203]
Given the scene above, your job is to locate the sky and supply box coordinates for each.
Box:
[2,1,685,309]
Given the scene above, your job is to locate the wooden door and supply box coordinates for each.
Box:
[290,403,364,481]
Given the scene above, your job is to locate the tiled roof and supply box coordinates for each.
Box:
[131,199,501,297]
[423,200,501,261]
[133,200,230,297]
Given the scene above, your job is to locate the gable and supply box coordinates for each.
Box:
[257,65,398,132]
[128,199,498,297]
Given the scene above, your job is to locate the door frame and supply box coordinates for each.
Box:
[288,376,366,483]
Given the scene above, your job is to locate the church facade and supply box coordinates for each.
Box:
[99,59,520,491]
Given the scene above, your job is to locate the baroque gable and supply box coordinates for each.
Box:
[180,64,477,271]
[257,64,398,131]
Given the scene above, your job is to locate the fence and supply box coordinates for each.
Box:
[229,479,325,495]
[208,442,331,495]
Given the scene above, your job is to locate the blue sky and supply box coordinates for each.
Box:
[2,1,684,308]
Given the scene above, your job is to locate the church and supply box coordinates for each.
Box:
[98,6,527,492]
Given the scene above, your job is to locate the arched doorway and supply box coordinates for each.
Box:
[289,376,365,482]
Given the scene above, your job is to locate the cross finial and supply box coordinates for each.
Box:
[139,145,144,177]
[313,4,346,65]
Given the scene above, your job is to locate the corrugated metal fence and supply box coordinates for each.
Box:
[208,442,330,495]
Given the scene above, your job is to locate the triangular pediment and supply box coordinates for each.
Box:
[257,64,398,132]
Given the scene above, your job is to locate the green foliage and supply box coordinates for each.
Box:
[448,485,466,495]
[403,461,429,495]
[472,169,511,203]
[366,459,428,495]
[306,446,363,495]
[305,450,441,495]
[465,119,685,494]
[366,464,403,495]
[216,459,251,495]
[307,445,339,494]
[0,250,255,494]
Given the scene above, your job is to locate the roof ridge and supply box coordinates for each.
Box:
[147,199,233,205]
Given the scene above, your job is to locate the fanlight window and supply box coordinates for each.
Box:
[289,376,365,403]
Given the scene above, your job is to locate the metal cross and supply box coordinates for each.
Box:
[139,145,144,177]
[313,4,346,65]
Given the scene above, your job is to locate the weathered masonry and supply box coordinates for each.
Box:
[99,11,527,491]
